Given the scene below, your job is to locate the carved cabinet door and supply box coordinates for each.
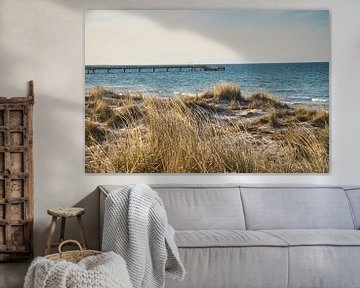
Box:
[0,89,34,261]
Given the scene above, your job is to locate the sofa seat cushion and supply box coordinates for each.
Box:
[262,229,360,246]
[166,246,289,288]
[175,230,288,248]
[260,230,360,288]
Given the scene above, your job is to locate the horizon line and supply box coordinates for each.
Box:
[85,60,330,66]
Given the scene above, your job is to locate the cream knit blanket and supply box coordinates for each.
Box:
[102,184,185,288]
[24,251,132,288]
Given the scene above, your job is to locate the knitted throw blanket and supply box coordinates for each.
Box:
[24,251,133,288]
[102,184,185,288]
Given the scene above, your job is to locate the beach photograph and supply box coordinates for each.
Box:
[85,10,330,173]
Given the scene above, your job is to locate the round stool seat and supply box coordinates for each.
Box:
[47,207,85,218]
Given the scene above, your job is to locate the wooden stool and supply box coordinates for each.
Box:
[45,207,87,255]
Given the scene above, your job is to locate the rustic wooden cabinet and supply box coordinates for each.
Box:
[0,81,34,261]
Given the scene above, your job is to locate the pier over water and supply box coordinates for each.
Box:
[85,64,226,74]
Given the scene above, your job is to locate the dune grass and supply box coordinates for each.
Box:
[272,127,329,173]
[295,106,329,128]
[85,120,107,144]
[202,82,245,102]
[85,82,329,173]
[248,91,288,109]
[86,96,256,173]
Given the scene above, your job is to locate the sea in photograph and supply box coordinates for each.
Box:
[85,62,329,107]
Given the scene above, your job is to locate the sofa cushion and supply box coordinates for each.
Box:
[100,185,246,230]
[262,229,360,246]
[345,188,360,229]
[261,230,360,288]
[154,186,246,230]
[287,246,360,288]
[241,187,355,230]
[175,230,288,248]
[165,246,288,288]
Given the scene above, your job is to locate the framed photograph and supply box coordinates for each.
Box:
[85,10,330,173]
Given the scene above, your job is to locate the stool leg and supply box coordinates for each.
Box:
[60,217,66,243]
[77,215,87,249]
[45,216,57,255]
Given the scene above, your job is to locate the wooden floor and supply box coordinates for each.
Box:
[0,261,30,288]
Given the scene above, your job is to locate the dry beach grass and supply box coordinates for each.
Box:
[85,83,329,173]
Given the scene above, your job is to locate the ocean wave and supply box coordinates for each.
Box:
[273,88,297,93]
[312,98,328,103]
[290,101,306,105]
[173,91,199,96]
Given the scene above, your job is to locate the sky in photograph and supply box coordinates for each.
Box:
[85,10,330,65]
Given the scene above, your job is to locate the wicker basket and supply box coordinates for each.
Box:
[45,240,102,263]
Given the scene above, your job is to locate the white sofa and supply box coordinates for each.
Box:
[99,185,360,288]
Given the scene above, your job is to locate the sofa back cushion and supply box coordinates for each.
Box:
[153,186,246,230]
[345,188,360,229]
[240,187,355,230]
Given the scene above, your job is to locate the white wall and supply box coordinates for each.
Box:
[0,0,359,256]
